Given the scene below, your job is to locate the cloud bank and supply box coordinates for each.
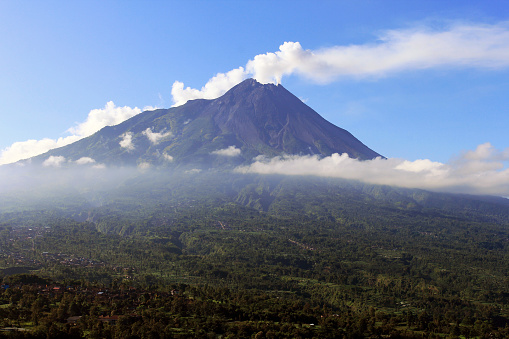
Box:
[236,143,509,196]
[0,102,155,165]
[171,21,509,106]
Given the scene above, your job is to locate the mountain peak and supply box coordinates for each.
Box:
[232,78,265,88]
[208,78,381,160]
[230,78,274,89]
[219,78,281,102]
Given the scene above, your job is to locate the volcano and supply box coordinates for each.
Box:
[31,79,382,167]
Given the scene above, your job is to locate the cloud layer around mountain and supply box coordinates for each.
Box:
[236,143,509,196]
[2,141,509,197]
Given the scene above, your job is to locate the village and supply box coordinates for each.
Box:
[0,225,135,280]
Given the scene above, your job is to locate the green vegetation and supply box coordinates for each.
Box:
[0,173,508,337]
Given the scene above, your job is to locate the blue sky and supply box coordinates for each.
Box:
[1,1,509,194]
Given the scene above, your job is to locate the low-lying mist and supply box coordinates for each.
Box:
[2,140,509,225]
[2,157,509,237]
[0,164,141,213]
[0,144,507,215]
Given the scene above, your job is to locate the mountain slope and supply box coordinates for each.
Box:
[31,79,381,167]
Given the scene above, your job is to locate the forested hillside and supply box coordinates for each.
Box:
[0,172,508,337]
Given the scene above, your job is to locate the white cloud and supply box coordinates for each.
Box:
[185,168,202,174]
[172,22,509,104]
[456,142,509,162]
[235,143,509,196]
[449,142,509,175]
[0,101,156,165]
[142,128,173,144]
[67,101,153,138]
[171,67,248,106]
[0,136,80,165]
[162,153,174,162]
[211,146,241,157]
[75,157,96,165]
[137,162,151,170]
[246,41,307,85]
[119,132,135,151]
[247,24,509,84]
[42,155,66,168]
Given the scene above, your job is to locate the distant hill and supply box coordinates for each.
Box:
[30,79,381,167]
